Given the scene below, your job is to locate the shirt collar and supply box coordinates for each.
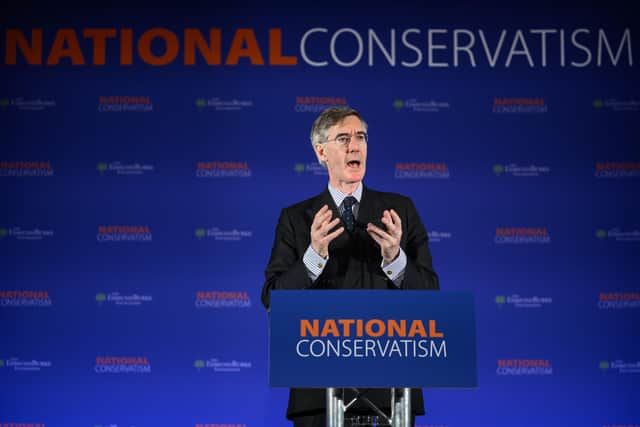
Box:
[328,182,363,208]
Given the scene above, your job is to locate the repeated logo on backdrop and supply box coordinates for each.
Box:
[0,422,47,427]
[495,294,553,309]
[0,161,54,177]
[94,356,151,374]
[294,162,328,176]
[598,293,640,309]
[96,225,153,242]
[195,162,252,178]
[492,97,547,114]
[98,96,153,112]
[193,358,252,373]
[599,360,640,374]
[594,162,640,178]
[195,98,253,111]
[194,291,252,309]
[0,227,54,241]
[593,98,640,112]
[95,292,153,307]
[496,359,553,376]
[97,161,155,175]
[395,163,450,179]
[393,99,451,113]
[493,164,551,177]
[194,227,253,241]
[0,358,52,372]
[427,230,452,243]
[294,96,347,113]
[0,97,56,111]
[0,291,52,307]
[595,228,640,242]
[494,227,551,244]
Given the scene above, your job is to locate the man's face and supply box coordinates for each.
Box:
[315,115,367,190]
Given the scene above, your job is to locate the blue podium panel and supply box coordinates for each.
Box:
[269,290,477,388]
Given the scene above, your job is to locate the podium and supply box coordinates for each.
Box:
[269,290,477,427]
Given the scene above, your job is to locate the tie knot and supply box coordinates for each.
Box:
[343,196,356,209]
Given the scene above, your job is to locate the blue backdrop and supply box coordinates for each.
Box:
[1,2,639,426]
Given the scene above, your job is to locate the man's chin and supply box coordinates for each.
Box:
[345,174,363,182]
[344,167,365,180]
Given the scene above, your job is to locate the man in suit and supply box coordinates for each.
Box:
[262,106,439,427]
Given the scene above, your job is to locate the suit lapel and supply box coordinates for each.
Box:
[308,188,336,218]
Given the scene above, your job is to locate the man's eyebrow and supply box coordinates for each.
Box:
[334,132,350,138]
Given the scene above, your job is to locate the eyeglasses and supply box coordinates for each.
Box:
[326,131,368,147]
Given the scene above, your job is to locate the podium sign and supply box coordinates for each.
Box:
[269,290,477,388]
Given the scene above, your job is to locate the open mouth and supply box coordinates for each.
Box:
[347,160,361,168]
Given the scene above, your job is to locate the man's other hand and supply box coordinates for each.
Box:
[310,205,344,258]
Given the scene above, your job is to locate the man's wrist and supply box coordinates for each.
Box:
[311,244,328,259]
[381,248,407,283]
[304,245,329,281]
[383,248,400,264]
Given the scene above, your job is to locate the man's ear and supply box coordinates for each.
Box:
[314,143,326,164]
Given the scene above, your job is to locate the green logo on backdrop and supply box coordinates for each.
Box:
[493,164,504,176]
[294,163,305,173]
[97,163,108,174]
[0,98,9,107]
[393,99,404,110]
[0,228,7,239]
[599,361,610,371]
[96,293,106,304]
[194,359,205,370]
[595,229,607,240]
[593,99,604,108]
[495,295,506,306]
[195,99,206,108]
[0,359,5,367]
[195,229,206,239]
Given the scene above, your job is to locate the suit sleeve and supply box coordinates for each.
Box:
[401,198,440,290]
[261,208,313,309]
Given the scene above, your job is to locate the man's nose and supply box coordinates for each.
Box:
[347,132,361,151]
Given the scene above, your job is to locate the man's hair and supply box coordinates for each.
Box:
[310,106,367,167]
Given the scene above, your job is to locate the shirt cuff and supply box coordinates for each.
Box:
[381,248,407,286]
[303,245,328,282]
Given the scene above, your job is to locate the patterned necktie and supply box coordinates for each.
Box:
[342,196,357,232]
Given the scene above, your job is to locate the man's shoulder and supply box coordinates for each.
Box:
[365,187,414,206]
[282,191,325,214]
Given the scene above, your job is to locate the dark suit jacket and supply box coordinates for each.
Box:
[262,185,439,420]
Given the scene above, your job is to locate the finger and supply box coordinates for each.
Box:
[322,217,341,234]
[324,227,344,243]
[367,223,392,241]
[381,214,395,230]
[313,205,329,222]
[381,210,394,227]
[389,209,401,226]
[312,207,333,230]
[366,229,383,246]
[383,211,401,237]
